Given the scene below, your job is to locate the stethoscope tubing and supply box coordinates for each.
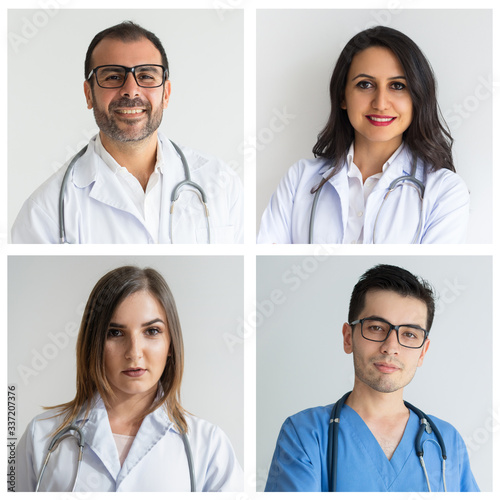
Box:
[35,421,196,492]
[58,140,211,244]
[327,391,447,492]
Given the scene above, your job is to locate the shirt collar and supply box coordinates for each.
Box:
[94,133,164,175]
[347,141,405,178]
[318,141,406,178]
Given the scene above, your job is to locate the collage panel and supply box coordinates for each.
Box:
[8,9,243,244]
[256,9,491,244]
[8,255,243,491]
[257,255,492,492]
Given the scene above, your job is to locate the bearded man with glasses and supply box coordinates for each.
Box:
[12,21,243,244]
[265,264,479,493]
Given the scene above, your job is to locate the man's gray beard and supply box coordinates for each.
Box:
[92,94,163,143]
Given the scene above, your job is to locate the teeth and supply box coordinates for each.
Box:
[117,109,144,114]
[369,116,394,122]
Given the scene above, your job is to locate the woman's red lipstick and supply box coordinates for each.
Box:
[366,115,396,126]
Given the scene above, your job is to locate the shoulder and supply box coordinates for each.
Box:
[21,164,68,209]
[160,134,238,176]
[282,405,332,431]
[20,408,66,448]
[427,414,463,439]
[284,157,333,182]
[403,149,469,199]
[423,165,468,191]
[185,414,229,442]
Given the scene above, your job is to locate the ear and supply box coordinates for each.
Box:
[342,322,353,354]
[340,98,347,110]
[163,80,171,110]
[417,338,430,367]
[84,80,93,110]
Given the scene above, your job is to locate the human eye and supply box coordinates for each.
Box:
[400,327,422,340]
[137,72,155,81]
[356,80,374,90]
[145,327,162,337]
[107,328,123,338]
[390,81,406,91]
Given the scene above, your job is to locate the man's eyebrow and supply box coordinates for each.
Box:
[364,315,425,329]
[351,73,407,81]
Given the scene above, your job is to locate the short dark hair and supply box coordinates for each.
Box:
[84,21,169,83]
[312,26,454,195]
[348,264,436,331]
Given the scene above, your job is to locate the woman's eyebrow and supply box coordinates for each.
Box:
[142,318,166,327]
[351,73,407,81]
[108,319,166,328]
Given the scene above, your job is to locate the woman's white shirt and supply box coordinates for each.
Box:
[345,142,394,243]
[257,143,469,244]
[16,397,243,492]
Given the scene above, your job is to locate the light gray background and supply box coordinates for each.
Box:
[257,256,492,491]
[8,256,243,465]
[256,9,492,243]
[8,9,243,238]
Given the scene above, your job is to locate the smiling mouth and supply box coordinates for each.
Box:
[366,115,396,126]
[115,109,146,115]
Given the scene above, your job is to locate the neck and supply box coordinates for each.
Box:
[352,136,402,182]
[100,132,158,191]
[345,381,407,420]
[106,389,156,436]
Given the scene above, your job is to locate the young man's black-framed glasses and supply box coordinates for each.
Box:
[87,64,167,89]
[350,317,429,349]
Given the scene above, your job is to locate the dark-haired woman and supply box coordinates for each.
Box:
[16,266,242,491]
[258,26,469,244]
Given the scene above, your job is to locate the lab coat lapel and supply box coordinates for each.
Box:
[325,165,349,241]
[77,398,121,482]
[158,136,185,243]
[158,135,201,244]
[369,146,412,195]
[71,138,145,222]
[117,406,174,485]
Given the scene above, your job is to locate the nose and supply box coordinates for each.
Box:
[372,87,390,111]
[380,327,400,355]
[120,71,140,98]
[125,334,144,361]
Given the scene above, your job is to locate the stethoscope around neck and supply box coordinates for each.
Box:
[35,419,196,492]
[327,391,448,492]
[308,153,425,244]
[58,140,211,244]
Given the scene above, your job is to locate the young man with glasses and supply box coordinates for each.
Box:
[12,21,243,244]
[265,264,479,492]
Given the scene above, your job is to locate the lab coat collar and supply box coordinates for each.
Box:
[74,393,176,484]
[93,133,165,176]
[317,142,407,177]
[70,133,188,242]
[314,142,410,242]
[70,136,144,222]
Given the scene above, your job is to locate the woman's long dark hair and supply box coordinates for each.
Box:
[312,26,454,192]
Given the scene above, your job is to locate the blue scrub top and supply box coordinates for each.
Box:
[265,403,479,492]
